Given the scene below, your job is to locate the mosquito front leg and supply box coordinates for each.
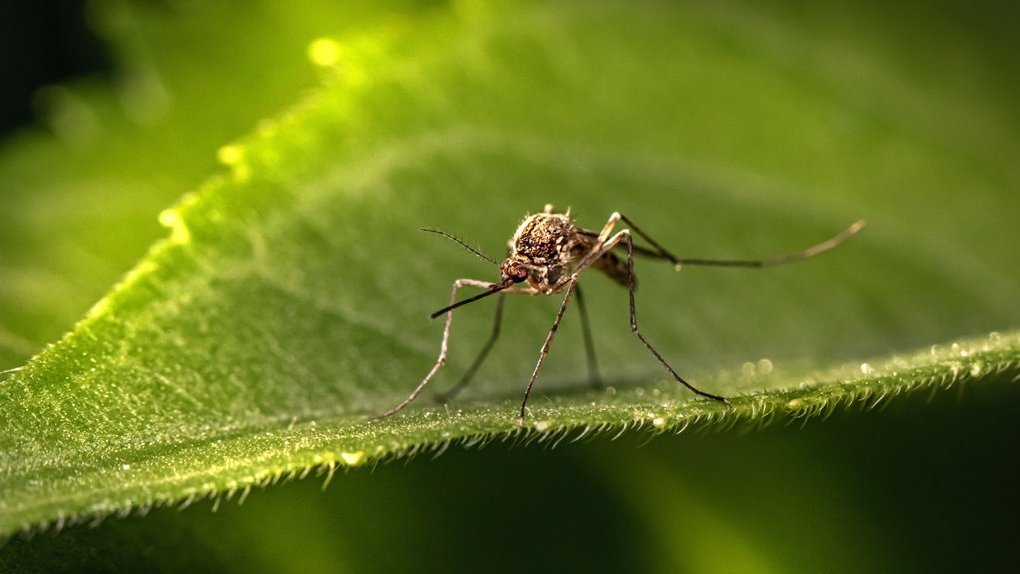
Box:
[519,278,579,426]
[370,278,495,420]
[436,292,506,403]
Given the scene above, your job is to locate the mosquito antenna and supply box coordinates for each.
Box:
[431,283,509,319]
[419,227,498,265]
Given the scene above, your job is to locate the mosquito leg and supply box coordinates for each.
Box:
[574,284,602,388]
[519,278,579,426]
[619,214,865,269]
[621,231,730,405]
[615,214,681,262]
[370,278,494,420]
[597,212,622,243]
[436,292,506,403]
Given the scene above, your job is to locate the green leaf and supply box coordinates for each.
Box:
[2,0,1019,546]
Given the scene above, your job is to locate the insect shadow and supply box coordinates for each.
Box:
[372,204,865,426]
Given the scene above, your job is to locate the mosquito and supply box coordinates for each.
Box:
[372,204,865,426]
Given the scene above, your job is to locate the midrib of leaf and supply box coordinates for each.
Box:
[2,0,1019,537]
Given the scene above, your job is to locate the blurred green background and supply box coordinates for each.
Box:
[1,0,1018,572]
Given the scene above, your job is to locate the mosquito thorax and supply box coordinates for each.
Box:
[510,212,579,262]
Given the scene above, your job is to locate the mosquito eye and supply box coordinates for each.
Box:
[510,264,528,283]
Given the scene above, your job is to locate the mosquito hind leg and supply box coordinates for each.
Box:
[618,214,865,269]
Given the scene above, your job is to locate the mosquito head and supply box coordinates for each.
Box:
[499,259,530,284]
